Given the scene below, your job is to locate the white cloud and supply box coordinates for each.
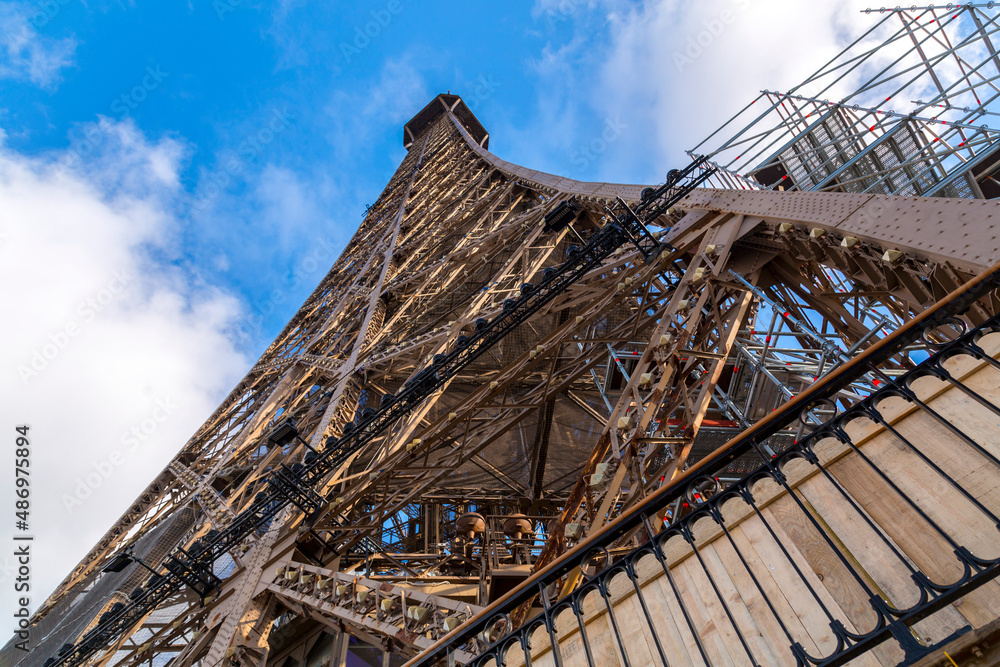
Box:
[0,119,249,614]
[323,56,433,157]
[251,164,330,247]
[594,0,870,165]
[514,0,875,182]
[0,2,77,88]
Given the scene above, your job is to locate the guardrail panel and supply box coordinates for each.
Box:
[482,327,1000,667]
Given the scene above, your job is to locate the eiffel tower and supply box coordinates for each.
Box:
[14,6,1000,666]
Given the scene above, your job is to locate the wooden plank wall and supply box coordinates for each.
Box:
[500,333,1000,667]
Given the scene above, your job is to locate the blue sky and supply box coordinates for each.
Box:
[0,0,869,616]
[0,0,870,349]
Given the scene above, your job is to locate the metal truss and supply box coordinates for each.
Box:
[9,44,1000,666]
[693,3,1000,200]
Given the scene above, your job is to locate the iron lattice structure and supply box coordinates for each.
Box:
[10,5,1000,667]
[696,2,1000,198]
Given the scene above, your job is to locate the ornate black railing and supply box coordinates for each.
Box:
[408,262,1000,667]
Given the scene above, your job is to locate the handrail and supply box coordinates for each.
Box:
[406,257,1000,666]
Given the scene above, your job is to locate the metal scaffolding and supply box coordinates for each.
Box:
[691,4,1000,199]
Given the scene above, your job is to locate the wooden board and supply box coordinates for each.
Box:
[501,354,1000,666]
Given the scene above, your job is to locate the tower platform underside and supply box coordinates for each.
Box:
[15,16,1000,664]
